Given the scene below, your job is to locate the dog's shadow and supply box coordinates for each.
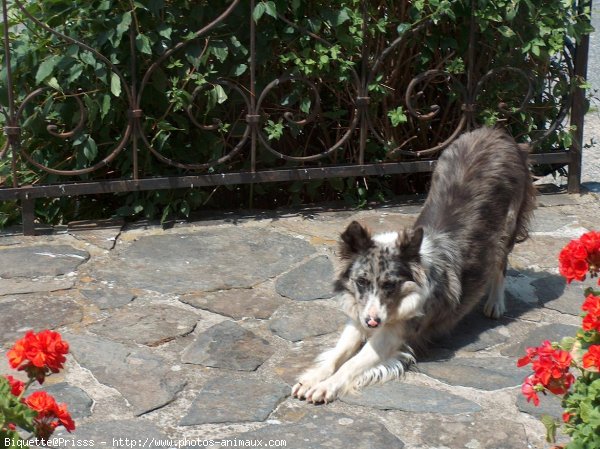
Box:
[422,268,575,361]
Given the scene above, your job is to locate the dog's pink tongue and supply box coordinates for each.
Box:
[368,319,379,327]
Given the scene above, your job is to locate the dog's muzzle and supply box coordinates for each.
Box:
[366,317,381,328]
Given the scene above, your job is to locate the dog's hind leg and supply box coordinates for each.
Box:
[292,322,364,399]
[483,258,507,319]
[484,200,523,319]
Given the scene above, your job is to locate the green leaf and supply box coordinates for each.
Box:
[388,106,408,127]
[83,136,98,161]
[253,2,266,22]
[264,1,277,18]
[540,415,557,443]
[397,23,411,35]
[580,400,593,423]
[46,77,62,92]
[79,51,97,67]
[233,64,248,76]
[209,41,229,63]
[265,119,284,141]
[136,34,152,55]
[326,8,351,26]
[67,63,84,83]
[100,94,111,119]
[115,11,132,44]
[35,55,61,84]
[214,85,228,104]
[498,25,515,38]
[300,97,311,114]
[161,204,171,223]
[180,200,190,217]
[157,24,172,40]
[110,73,122,97]
[185,42,204,68]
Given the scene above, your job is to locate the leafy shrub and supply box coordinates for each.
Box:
[0,0,593,225]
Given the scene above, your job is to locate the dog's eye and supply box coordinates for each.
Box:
[355,277,369,288]
[381,281,396,291]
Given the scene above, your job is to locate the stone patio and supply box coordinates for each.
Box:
[1,191,599,448]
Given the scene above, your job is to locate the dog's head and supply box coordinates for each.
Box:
[335,221,427,329]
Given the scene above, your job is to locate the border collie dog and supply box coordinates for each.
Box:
[292,127,536,403]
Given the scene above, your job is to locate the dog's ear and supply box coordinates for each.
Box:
[340,221,373,259]
[398,226,423,260]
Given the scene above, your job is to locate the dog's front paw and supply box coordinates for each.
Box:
[292,369,330,400]
[305,379,340,404]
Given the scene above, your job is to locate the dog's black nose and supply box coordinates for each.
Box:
[366,317,381,328]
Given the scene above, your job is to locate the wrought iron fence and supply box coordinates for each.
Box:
[0,0,592,235]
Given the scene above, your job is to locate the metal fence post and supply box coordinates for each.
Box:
[568,0,593,193]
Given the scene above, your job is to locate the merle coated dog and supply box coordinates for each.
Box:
[292,127,536,403]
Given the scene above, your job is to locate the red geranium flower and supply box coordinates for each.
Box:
[582,294,600,332]
[582,313,600,333]
[3,375,25,397]
[582,294,600,315]
[518,341,574,401]
[7,330,69,382]
[559,250,589,283]
[522,375,541,406]
[582,345,600,369]
[25,391,75,439]
[559,232,600,284]
[580,231,600,254]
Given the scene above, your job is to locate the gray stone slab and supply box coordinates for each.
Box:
[0,236,22,246]
[54,419,168,448]
[268,302,347,342]
[87,303,198,346]
[182,320,274,371]
[509,236,571,270]
[68,219,123,250]
[180,289,286,320]
[275,255,335,301]
[66,333,185,415]
[516,389,564,420]
[341,382,481,414]
[419,417,528,449]
[80,286,136,309]
[96,228,315,293]
[533,275,587,315]
[0,244,89,278]
[530,207,578,233]
[0,277,74,296]
[0,293,83,343]
[274,342,327,386]
[505,290,544,321]
[180,375,289,425]
[418,356,524,390]
[501,323,579,357]
[235,410,404,448]
[437,311,509,352]
[536,194,581,207]
[32,382,93,419]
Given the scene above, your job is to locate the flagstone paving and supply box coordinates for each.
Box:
[2,190,600,448]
